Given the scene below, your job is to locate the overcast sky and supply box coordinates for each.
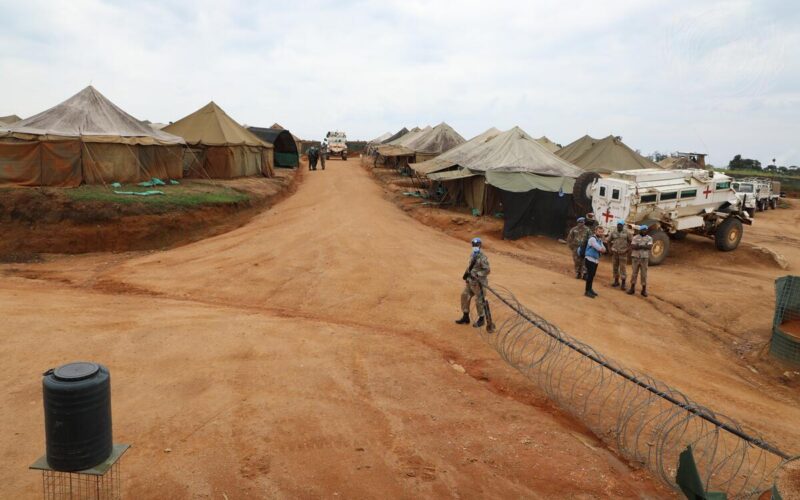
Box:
[1,0,797,166]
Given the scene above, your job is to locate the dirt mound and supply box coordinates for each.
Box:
[0,170,298,258]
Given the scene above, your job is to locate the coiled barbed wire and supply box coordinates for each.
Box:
[477,284,792,498]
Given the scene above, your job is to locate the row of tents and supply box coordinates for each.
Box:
[367,125,662,239]
[0,87,301,187]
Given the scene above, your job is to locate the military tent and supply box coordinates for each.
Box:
[0,115,21,125]
[410,127,501,176]
[368,132,393,144]
[555,135,598,163]
[248,126,299,168]
[429,127,583,239]
[567,135,659,173]
[163,102,274,179]
[0,86,185,187]
[376,123,464,170]
[382,127,411,144]
[269,123,303,154]
[535,136,560,153]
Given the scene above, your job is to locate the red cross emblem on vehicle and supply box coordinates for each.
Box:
[602,208,614,222]
[703,187,713,199]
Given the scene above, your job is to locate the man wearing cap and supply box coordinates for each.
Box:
[566,217,591,279]
[455,237,491,328]
[606,220,632,290]
[628,225,653,297]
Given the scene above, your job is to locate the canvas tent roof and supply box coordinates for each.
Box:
[555,135,598,163]
[163,102,270,148]
[410,127,501,175]
[376,126,432,157]
[403,122,465,155]
[568,135,659,173]
[0,114,21,125]
[535,136,560,153]
[270,122,302,142]
[382,127,409,144]
[368,131,393,144]
[0,86,184,145]
[429,127,582,193]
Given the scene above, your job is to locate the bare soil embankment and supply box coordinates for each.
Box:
[0,169,299,261]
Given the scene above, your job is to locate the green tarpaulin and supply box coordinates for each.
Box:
[485,171,575,193]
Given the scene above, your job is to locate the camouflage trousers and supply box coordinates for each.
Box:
[570,248,586,276]
[631,257,648,287]
[461,280,486,316]
[611,252,628,280]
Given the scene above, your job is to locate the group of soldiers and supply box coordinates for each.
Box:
[306,143,327,171]
[455,217,654,329]
[566,214,653,297]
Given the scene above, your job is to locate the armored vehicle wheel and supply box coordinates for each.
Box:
[714,217,743,251]
[769,198,777,209]
[572,172,601,213]
[648,230,670,266]
[342,152,347,160]
[669,230,688,240]
[746,208,755,218]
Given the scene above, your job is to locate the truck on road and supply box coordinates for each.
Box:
[324,131,348,160]
[732,177,781,216]
[577,169,752,265]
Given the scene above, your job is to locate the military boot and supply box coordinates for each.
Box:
[627,285,635,295]
[473,316,485,328]
[612,278,620,287]
[620,279,626,291]
[455,312,470,325]
[641,286,648,297]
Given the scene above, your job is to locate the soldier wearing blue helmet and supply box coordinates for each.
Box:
[606,219,632,290]
[455,237,491,328]
[628,225,653,297]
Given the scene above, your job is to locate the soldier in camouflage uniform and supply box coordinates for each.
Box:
[455,237,491,328]
[606,220,632,290]
[628,225,653,297]
[566,217,591,279]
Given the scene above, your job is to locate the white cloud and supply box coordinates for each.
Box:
[0,0,797,166]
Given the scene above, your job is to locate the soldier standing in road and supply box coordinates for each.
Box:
[455,237,491,328]
[319,142,327,170]
[628,225,653,297]
[307,146,319,171]
[607,220,632,290]
[566,217,591,279]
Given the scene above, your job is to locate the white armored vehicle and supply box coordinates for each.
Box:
[583,169,752,265]
[732,177,780,215]
[324,131,348,160]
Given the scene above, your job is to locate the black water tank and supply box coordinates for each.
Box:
[43,362,113,471]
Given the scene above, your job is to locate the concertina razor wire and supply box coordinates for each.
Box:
[476,283,792,498]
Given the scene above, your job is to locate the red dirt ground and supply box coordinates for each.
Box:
[0,170,297,260]
[2,157,799,497]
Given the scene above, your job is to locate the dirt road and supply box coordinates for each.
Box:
[2,159,798,497]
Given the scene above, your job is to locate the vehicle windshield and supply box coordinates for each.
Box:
[734,184,754,193]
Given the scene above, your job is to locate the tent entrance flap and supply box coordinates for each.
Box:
[274,152,298,167]
[501,189,573,240]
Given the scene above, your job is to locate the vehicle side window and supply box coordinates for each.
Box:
[680,189,697,198]
[716,182,730,190]
[640,194,657,203]
[599,186,606,197]
[660,192,678,201]
[612,189,620,200]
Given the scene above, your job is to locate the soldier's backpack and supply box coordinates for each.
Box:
[577,235,590,258]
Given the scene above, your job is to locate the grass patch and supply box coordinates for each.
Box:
[65,183,250,206]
